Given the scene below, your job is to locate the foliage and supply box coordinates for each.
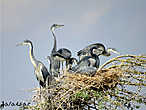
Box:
[21,55,146,110]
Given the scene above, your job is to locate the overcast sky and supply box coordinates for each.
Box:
[1,0,146,109]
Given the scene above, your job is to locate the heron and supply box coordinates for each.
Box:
[77,43,119,60]
[50,24,72,75]
[16,40,51,89]
[71,47,101,76]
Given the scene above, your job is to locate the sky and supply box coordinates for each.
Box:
[0,0,146,109]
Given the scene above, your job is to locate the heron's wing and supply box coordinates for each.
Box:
[35,63,44,83]
[50,57,60,77]
[57,48,71,59]
[76,67,97,76]
[41,65,50,81]
[77,49,89,56]
[77,43,102,56]
[77,44,93,56]
[38,63,50,83]
[72,56,90,72]
[52,52,64,58]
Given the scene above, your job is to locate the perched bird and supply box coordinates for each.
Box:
[77,43,119,60]
[71,47,101,76]
[50,24,72,75]
[17,40,51,88]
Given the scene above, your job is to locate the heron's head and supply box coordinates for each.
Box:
[69,57,78,65]
[50,24,64,32]
[91,44,106,56]
[16,40,32,46]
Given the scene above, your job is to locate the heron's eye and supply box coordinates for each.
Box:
[92,49,98,54]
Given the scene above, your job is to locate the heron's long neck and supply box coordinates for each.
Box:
[29,44,37,68]
[51,30,57,53]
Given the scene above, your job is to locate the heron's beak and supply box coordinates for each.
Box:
[112,50,120,54]
[16,42,23,47]
[57,25,64,28]
[107,48,120,55]
[103,48,120,56]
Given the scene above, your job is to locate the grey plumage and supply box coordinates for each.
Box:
[77,43,105,60]
[73,43,120,76]
[77,43,119,60]
[57,48,71,59]
[50,24,72,75]
[47,56,60,77]
[71,56,99,76]
[72,66,97,76]
[71,47,100,76]
[17,40,51,88]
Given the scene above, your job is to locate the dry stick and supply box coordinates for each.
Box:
[104,90,125,110]
[97,54,146,72]
[118,88,140,96]
[117,87,145,102]
[55,84,92,110]
[53,81,81,108]
[124,69,146,75]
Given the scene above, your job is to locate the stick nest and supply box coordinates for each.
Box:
[23,55,146,110]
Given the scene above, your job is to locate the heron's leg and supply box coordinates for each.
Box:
[39,85,42,101]
[58,61,61,77]
[56,60,60,77]
[66,60,67,67]
[66,60,69,70]
[45,76,50,99]
[62,61,64,73]
[46,76,49,88]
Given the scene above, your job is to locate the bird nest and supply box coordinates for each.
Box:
[22,55,146,110]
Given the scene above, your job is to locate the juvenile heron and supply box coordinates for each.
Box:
[50,24,72,75]
[77,43,119,60]
[17,40,51,88]
[71,47,101,76]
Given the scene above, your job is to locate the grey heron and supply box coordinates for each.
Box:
[50,24,72,75]
[17,40,51,88]
[71,47,101,76]
[77,43,119,60]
